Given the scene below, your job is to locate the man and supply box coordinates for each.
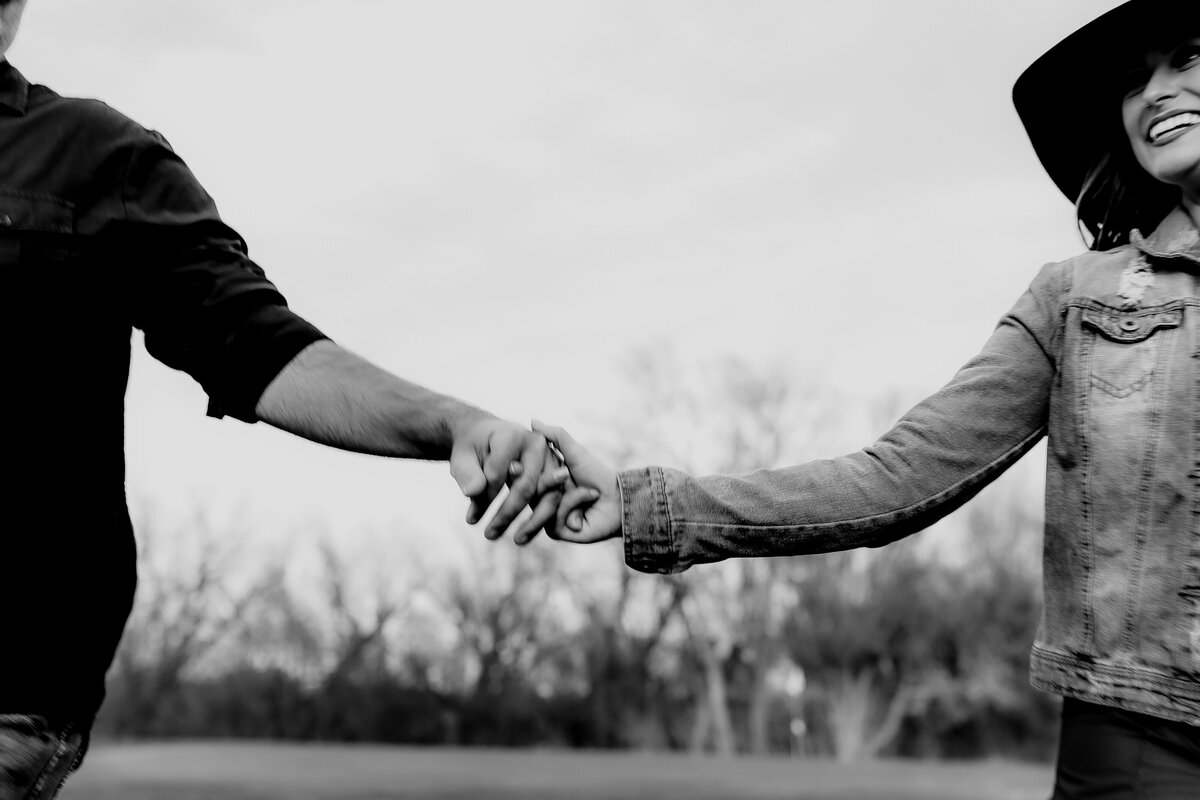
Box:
[0,2,562,796]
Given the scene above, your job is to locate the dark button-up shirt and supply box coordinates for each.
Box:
[0,61,327,722]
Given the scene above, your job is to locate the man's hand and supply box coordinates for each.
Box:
[510,421,621,544]
[255,341,570,538]
[449,417,567,540]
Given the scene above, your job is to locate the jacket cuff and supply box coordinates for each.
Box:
[619,466,679,574]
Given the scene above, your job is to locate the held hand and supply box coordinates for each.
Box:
[449,417,561,539]
[516,421,621,544]
[506,444,575,542]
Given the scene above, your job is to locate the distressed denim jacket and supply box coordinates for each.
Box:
[618,207,1200,725]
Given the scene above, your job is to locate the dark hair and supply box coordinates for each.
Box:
[1076,125,1180,252]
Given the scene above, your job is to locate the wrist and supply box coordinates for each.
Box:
[443,403,497,450]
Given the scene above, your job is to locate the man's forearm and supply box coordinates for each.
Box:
[255,339,491,459]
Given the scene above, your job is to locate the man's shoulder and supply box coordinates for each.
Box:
[27,81,156,146]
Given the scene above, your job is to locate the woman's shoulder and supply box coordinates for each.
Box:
[1045,242,1183,311]
[1020,245,1144,314]
[1059,244,1138,272]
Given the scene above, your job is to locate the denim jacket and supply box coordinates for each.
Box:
[618,207,1200,725]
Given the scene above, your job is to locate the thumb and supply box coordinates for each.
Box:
[449,438,487,498]
[531,420,581,464]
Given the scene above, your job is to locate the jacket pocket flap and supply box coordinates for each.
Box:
[1082,307,1182,343]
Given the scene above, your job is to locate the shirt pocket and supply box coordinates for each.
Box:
[0,189,77,266]
[1081,304,1183,398]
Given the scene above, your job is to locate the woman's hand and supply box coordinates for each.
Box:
[512,422,622,545]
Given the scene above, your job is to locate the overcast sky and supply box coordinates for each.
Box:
[13,0,1109,560]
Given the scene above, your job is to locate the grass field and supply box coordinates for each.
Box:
[58,743,1054,800]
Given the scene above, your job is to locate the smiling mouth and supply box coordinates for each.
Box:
[1148,112,1200,144]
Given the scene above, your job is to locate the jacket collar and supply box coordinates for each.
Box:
[0,59,29,116]
[1131,206,1200,265]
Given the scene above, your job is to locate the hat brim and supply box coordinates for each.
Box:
[1012,0,1187,202]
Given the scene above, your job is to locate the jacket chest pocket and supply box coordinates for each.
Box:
[0,190,77,267]
[1081,305,1183,398]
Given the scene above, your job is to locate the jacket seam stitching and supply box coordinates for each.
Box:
[1120,336,1170,653]
[655,467,677,568]
[672,426,1045,532]
[1031,645,1200,695]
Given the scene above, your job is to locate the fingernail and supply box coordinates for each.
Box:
[552,466,570,482]
[589,489,601,498]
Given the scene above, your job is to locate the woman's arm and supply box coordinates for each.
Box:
[534,260,1069,573]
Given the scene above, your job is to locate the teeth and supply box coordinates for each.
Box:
[1149,112,1200,142]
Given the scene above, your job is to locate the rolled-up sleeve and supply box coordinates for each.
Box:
[114,131,327,422]
[621,259,1069,574]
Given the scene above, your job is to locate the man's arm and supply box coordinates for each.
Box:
[107,130,560,537]
[256,339,563,537]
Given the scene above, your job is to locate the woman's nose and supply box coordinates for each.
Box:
[1141,61,1181,106]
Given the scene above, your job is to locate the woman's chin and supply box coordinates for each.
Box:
[1139,141,1200,194]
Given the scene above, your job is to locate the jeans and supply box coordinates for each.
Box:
[1051,698,1200,799]
[0,716,86,800]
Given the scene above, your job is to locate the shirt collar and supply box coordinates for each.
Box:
[0,59,29,116]
[0,59,30,116]
[1131,206,1200,265]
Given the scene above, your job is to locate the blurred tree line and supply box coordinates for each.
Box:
[96,353,1058,760]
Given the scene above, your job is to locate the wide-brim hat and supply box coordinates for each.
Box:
[1012,0,1188,203]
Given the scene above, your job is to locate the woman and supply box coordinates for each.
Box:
[521,1,1200,795]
